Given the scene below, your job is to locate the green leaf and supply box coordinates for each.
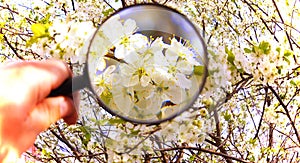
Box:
[290,80,296,86]
[130,129,141,136]
[283,56,290,65]
[100,89,112,104]
[108,118,125,125]
[194,65,204,75]
[249,138,257,145]
[223,111,231,121]
[42,148,51,157]
[276,47,281,53]
[225,46,235,66]
[277,65,282,74]
[79,126,91,146]
[284,50,293,57]
[208,49,217,59]
[290,79,299,86]
[0,34,4,43]
[94,119,109,126]
[189,155,196,162]
[39,13,51,24]
[27,23,50,46]
[244,48,252,53]
[31,23,47,36]
[102,8,114,17]
[258,41,271,55]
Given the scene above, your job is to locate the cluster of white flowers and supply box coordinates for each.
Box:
[30,20,96,63]
[233,40,296,84]
[90,15,204,121]
[103,110,208,161]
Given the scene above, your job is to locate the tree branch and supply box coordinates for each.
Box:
[49,125,81,160]
[70,0,75,11]
[253,87,268,139]
[156,146,252,163]
[272,0,293,51]
[268,84,300,144]
[121,0,127,7]
[3,34,24,60]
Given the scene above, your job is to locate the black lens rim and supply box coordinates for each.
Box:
[85,3,208,125]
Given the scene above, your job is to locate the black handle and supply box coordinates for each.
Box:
[48,75,89,97]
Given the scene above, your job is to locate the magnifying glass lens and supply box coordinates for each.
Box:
[86,5,207,124]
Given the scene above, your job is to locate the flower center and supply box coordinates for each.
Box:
[120,36,130,47]
[179,52,186,58]
[168,65,177,74]
[135,67,147,78]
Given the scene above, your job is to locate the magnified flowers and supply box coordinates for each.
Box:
[90,15,204,120]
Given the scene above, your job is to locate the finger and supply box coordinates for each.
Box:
[63,109,78,125]
[27,96,76,132]
[3,60,72,105]
[24,60,72,96]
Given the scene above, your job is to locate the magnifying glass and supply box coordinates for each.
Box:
[49,4,208,124]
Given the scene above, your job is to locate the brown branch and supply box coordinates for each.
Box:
[0,5,36,24]
[27,150,105,162]
[156,146,252,163]
[152,135,170,162]
[70,0,75,11]
[3,34,24,60]
[208,133,233,163]
[1,27,32,36]
[253,87,268,139]
[289,0,300,64]
[265,20,300,34]
[268,84,300,144]
[49,126,81,160]
[174,143,186,163]
[226,75,253,102]
[144,154,151,163]
[152,0,169,5]
[268,123,275,148]
[121,0,127,7]
[272,0,293,50]
[242,0,279,42]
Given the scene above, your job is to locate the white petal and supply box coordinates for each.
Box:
[101,15,123,43]
[141,75,151,87]
[130,75,139,87]
[114,44,126,59]
[176,60,194,75]
[104,65,116,75]
[112,86,134,114]
[154,51,168,67]
[97,58,107,71]
[165,86,187,104]
[123,51,139,64]
[123,19,137,35]
[165,48,179,65]
[176,73,192,89]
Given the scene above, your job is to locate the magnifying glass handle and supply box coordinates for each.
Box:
[48,75,88,97]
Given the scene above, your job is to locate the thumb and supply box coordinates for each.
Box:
[28,96,75,132]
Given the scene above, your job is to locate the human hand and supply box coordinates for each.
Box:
[0,60,78,162]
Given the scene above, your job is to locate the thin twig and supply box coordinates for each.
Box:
[156,146,252,163]
[253,87,268,139]
[272,0,293,50]
[70,0,75,11]
[3,35,24,60]
[49,126,81,160]
[268,84,300,145]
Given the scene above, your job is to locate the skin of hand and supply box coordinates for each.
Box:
[0,60,78,162]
